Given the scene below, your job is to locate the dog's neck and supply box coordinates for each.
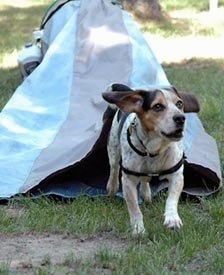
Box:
[129,116,172,157]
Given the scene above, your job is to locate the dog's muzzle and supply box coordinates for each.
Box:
[162,114,185,140]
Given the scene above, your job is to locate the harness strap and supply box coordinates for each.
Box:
[127,124,158,158]
[127,126,158,157]
[127,127,147,156]
[117,111,128,139]
[120,154,185,178]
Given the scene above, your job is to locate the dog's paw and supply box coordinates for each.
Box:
[106,183,118,196]
[131,221,146,236]
[140,183,152,204]
[163,214,183,229]
[142,193,152,204]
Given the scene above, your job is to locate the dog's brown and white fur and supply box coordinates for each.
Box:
[102,84,200,235]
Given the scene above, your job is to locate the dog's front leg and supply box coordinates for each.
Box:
[106,132,120,196]
[122,174,145,235]
[164,173,184,229]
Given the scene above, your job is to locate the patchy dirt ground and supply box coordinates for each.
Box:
[0,233,127,273]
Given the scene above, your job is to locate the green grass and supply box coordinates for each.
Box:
[0,0,52,108]
[164,59,224,168]
[160,0,224,12]
[141,0,224,37]
[0,196,128,235]
[0,0,223,274]
[0,1,50,52]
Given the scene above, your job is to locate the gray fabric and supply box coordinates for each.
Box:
[186,116,221,179]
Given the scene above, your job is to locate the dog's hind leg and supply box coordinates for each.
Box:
[122,174,145,235]
[106,151,120,196]
[140,180,152,204]
[106,129,121,196]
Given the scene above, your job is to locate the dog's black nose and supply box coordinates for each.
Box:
[173,114,185,126]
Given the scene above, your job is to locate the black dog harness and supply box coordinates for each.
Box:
[126,124,158,158]
[119,117,185,178]
[120,155,185,178]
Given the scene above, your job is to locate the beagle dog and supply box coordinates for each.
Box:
[102,84,200,235]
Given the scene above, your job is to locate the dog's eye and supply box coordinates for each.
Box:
[152,103,165,112]
[176,100,183,109]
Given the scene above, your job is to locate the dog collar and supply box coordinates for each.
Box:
[127,122,158,158]
[119,154,185,178]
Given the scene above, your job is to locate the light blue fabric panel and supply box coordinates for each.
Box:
[41,1,80,52]
[0,13,78,197]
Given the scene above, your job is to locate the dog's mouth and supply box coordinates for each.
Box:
[162,128,184,140]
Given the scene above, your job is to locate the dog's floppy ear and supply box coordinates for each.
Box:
[178,92,200,113]
[102,84,134,121]
[169,86,200,113]
[110,83,132,92]
[102,90,144,113]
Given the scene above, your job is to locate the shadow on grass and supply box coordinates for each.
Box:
[163,58,224,123]
[140,13,216,37]
[163,58,224,115]
[160,0,209,12]
[0,66,21,110]
[0,4,49,51]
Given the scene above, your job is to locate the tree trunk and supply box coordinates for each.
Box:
[121,0,164,21]
[209,0,218,12]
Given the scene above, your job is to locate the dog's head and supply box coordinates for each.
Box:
[102,84,200,141]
